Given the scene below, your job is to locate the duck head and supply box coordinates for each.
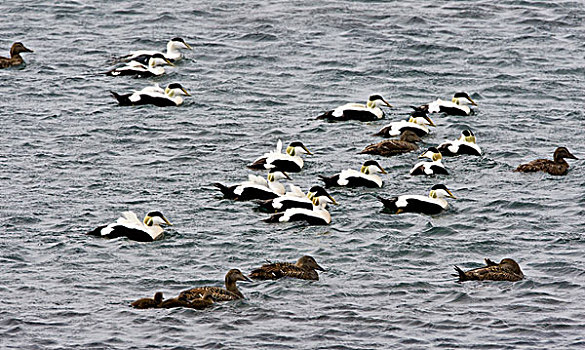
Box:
[419,147,443,161]
[360,160,387,175]
[297,256,325,271]
[11,42,33,56]
[144,211,173,227]
[553,147,578,162]
[429,184,456,199]
[154,292,164,304]
[366,94,393,109]
[452,92,477,106]
[408,110,436,127]
[226,269,252,284]
[307,185,338,205]
[267,169,291,182]
[165,83,190,97]
[169,37,193,51]
[148,53,174,67]
[499,258,523,275]
[400,130,422,143]
[286,141,312,156]
[458,129,476,143]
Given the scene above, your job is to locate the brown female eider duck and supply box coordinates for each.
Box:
[88,211,172,242]
[130,292,163,309]
[453,258,524,282]
[515,147,578,175]
[0,42,34,68]
[249,256,325,281]
[317,94,393,122]
[159,292,214,309]
[179,269,251,302]
[360,130,422,157]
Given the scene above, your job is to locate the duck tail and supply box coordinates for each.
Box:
[372,126,390,137]
[263,213,284,223]
[110,91,132,105]
[247,157,267,170]
[256,199,275,213]
[318,174,337,188]
[316,111,332,120]
[213,183,236,199]
[87,225,106,236]
[453,265,468,282]
[377,196,398,212]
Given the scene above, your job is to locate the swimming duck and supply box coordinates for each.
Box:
[122,37,193,63]
[257,185,337,213]
[214,170,291,201]
[453,258,524,282]
[179,269,251,302]
[111,83,191,107]
[130,292,163,309]
[416,92,477,116]
[105,53,173,77]
[317,94,393,122]
[264,199,331,225]
[409,147,448,176]
[0,42,34,68]
[437,129,482,157]
[247,140,312,172]
[515,147,577,175]
[249,256,325,281]
[378,184,456,215]
[88,211,172,242]
[159,292,214,309]
[373,110,436,138]
[360,130,422,157]
[320,160,387,188]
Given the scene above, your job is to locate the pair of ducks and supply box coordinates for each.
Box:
[0,42,33,68]
[131,256,325,309]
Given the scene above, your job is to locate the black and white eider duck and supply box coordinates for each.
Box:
[320,160,387,188]
[437,129,482,157]
[214,170,291,201]
[121,37,193,64]
[179,269,251,302]
[373,110,436,138]
[88,211,172,242]
[378,184,456,215]
[130,291,164,309]
[264,200,331,225]
[409,147,449,176]
[453,258,524,282]
[515,147,578,176]
[249,256,325,281]
[317,94,393,122]
[247,140,312,172]
[416,92,477,116]
[257,184,337,213]
[105,53,173,78]
[0,42,33,69]
[360,130,422,157]
[111,83,191,107]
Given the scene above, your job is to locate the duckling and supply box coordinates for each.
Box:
[0,42,33,68]
[437,129,482,157]
[378,184,456,215]
[360,130,422,157]
[249,256,325,281]
[130,292,163,309]
[320,160,387,188]
[409,147,448,176]
[179,269,251,302]
[453,258,524,282]
[515,147,577,175]
[248,140,312,172]
[416,92,477,116]
[88,211,172,242]
[317,94,393,121]
[214,169,291,201]
[373,110,436,138]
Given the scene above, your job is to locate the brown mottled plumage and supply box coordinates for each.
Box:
[0,42,34,68]
[179,269,251,302]
[454,258,524,282]
[360,130,421,157]
[515,147,577,175]
[130,292,163,309]
[249,255,325,281]
[159,293,214,309]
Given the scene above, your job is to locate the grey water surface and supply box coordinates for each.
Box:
[1,0,585,349]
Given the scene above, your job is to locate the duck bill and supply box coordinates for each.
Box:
[425,115,436,127]
[314,263,325,271]
[378,165,387,174]
[165,58,175,66]
[446,189,456,199]
[418,151,431,159]
[468,97,478,106]
[567,151,578,160]
[328,195,338,205]
[24,46,34,53]
[181,88,191,96]
[302,145,313,155]
[185,42,193,50]
[281,171,292,180]
[383,99,393,108]
[163,217,173,226]
[241,275,252,282]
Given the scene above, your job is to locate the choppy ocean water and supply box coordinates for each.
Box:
[1,0,584,349]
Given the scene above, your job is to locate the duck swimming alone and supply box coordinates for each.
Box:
[453,258,524,282]
[214,170,291,201]
[179,269,251,302]
[111,83,191,107]
[373,110,436,138]
[378,184,456,215]
[121,37,192,63]
[416,92,477,116]
[249,256,325,281]
[0,42,34,69]
[409,147,449,176]
[105,53,173,78]
[515,147,577,175]
[317,94,393,122]
[247,140,312,172]
[437,129,482,157]
[320,160,387,188]
[88,211,172,242]
[360,130,422,157]
[264,199,332,225]
[257,185,337,213]
[130,292,163,309]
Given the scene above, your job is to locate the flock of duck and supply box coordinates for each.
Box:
[3,39,579,310]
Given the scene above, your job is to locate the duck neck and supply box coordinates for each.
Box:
[225,279,243,298]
